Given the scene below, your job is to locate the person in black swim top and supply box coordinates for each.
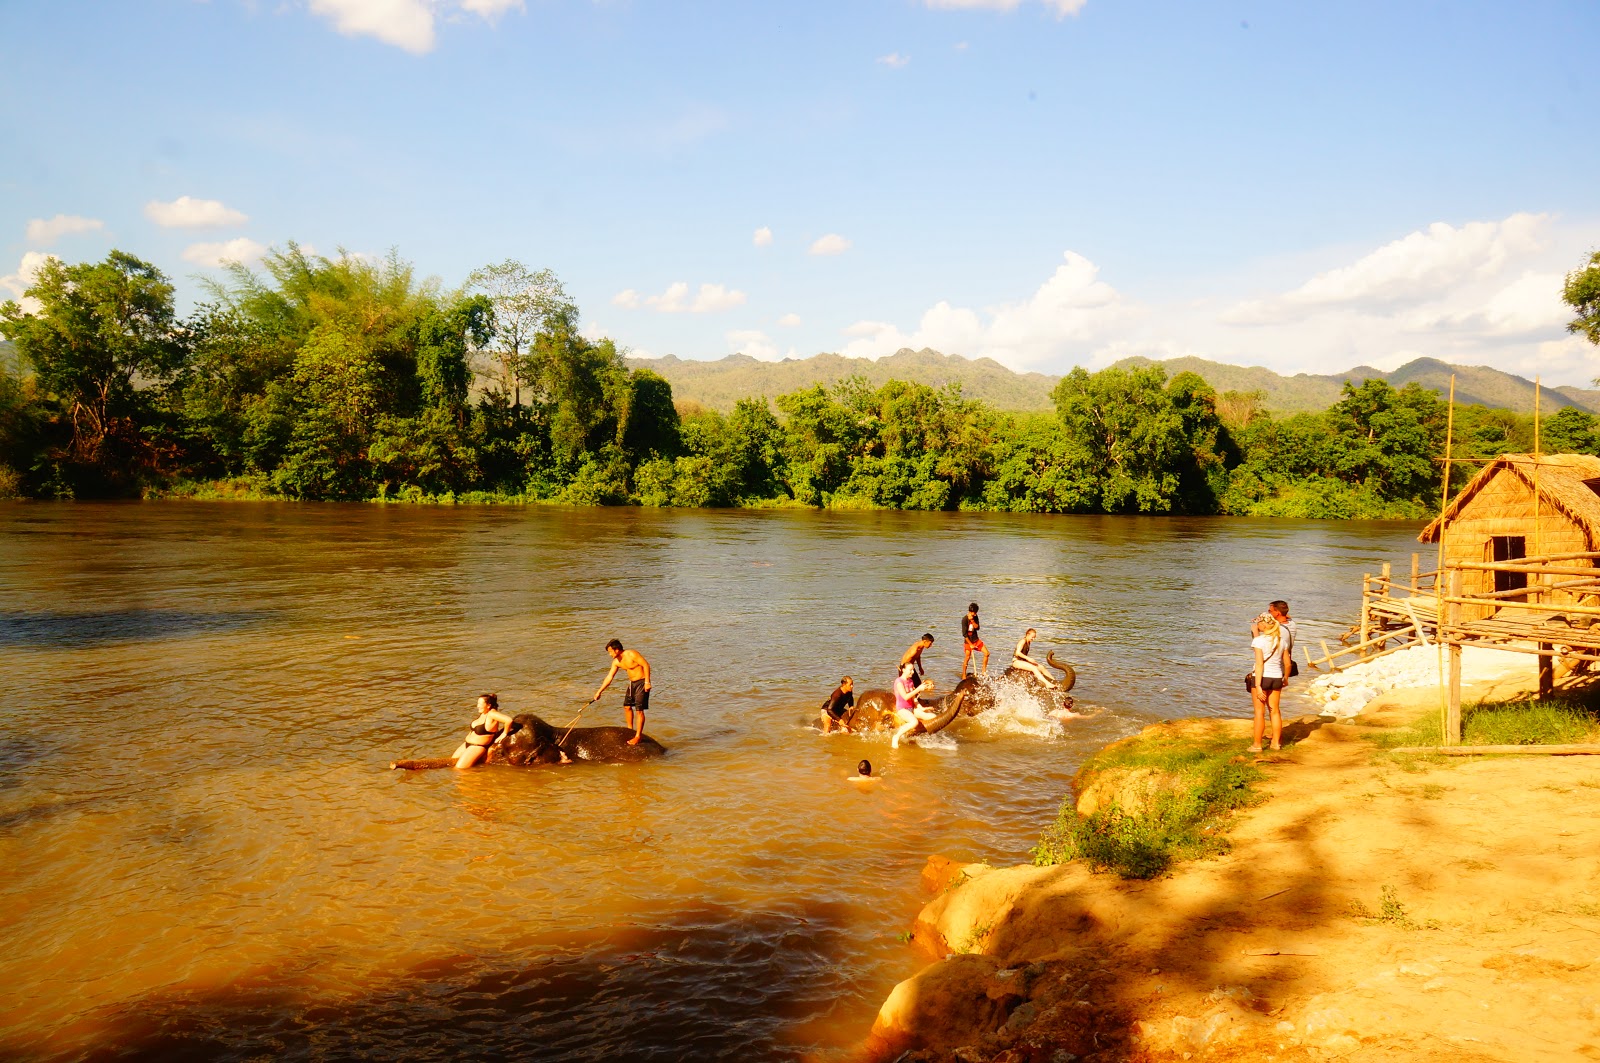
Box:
[961,602,989,678]
[452,693,516,769]
[819,676,855,734]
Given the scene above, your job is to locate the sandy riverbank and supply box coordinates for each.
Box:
[863,667,1600,1062]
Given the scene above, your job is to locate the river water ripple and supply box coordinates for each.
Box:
[0,503,1423,1060]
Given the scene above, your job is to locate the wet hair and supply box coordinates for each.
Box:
[605,638,623,653]
[921,633,934,643]
[479,693,498,710]
[841,676,853,686]
[857,759,872,776]
[1270,600,1289,617]
[968,602,979,612]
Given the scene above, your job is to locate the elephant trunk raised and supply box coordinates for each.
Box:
[849,683,969,737]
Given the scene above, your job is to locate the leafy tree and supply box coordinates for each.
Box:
[1053,365,1185,512]
[1325,380,1446,503]
[417,295,494,414]
[465,260,574,405]
[618,368,682,461]
[1541,406,1600,456]
[1563,249,1600,351]
[982,414,1099,512]
[0,250,187,489]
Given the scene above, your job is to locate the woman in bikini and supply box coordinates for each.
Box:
[452,693,516,769]
[890,662,937,748]
[1012,628,1054,687]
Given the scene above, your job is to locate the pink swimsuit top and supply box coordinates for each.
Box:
[894,676,917,711]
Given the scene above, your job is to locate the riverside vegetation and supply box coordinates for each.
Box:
[4,246,1599,512]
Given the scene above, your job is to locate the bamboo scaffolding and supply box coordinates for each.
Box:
[1435,376,1456,743]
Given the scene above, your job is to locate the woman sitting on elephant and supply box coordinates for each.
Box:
[1011,628,1055,688]
[452,693,516,769]
[890,663,938,748]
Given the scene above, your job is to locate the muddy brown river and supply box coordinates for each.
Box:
[0,502,1425,1060]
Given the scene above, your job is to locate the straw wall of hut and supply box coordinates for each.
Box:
[1418,453,1600,621]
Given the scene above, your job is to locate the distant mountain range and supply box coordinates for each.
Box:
[626,348,1600,417]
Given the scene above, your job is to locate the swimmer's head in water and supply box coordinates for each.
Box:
[857,760,872,776]
[921,633,934,645]
[968,602,979,613]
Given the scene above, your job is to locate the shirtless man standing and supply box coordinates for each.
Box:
[594,639,652,745]
[900,634,935,694]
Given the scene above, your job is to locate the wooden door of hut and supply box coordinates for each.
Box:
[1487,535,1528,609]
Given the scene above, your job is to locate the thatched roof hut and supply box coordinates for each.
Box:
[1418,453,1600,617]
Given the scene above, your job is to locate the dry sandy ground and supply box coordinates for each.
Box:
[865,676,1600,1063]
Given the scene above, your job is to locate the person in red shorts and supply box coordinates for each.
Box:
[961,602,989,677]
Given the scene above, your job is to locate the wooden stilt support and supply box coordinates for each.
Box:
[1539,643,1555,698]
[1381,562,1391,597]
[1411,553,1420,592]
[1360,573,1372,658]
[1447,568,1463,746]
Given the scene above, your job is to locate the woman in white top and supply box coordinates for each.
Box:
[1250,614,1289,752]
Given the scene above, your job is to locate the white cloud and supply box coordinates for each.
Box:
[777,313,801,327]
[181,238,269,268]
[310,0,436,53]
[458,0,522,19]
[809,233,852,256]
[753,226,773,248]
[840,250,1136,368]
[144,196,250,229]
[924,0,1086,17]
[24,214,104,245]
[0,252,58,313]
[306,0,523,54]
[877,52,910,68]
[1279,213,1549,311]
[612,282,747,314]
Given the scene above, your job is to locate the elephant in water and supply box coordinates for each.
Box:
[844,683,971,738]
[391,713,667,770]
[959,651,1078,716]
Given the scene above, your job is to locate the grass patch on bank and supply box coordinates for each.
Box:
[1031,727,1264,880]
[1369,689,1600,750]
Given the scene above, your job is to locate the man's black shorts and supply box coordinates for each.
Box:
[624,678,650,712]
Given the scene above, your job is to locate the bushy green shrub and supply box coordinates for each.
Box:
[1032,730,1263,879]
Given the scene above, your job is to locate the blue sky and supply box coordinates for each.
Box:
[3,0,1597,385]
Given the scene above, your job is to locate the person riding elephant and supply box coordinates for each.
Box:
[391,713,666,770]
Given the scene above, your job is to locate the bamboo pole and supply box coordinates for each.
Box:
[1390,744,1600,756]
[1381,561,1392,597]
[1534,376,1543,559]
[1411,553,1420,592]
[1447,568,1463,746]
[1436,374,1456,744]
[1435,596,1600,618]
[1539,642,1555,698]
[1450,563,1600,578]
[1434,632,1600,657]
[1360,573,1372,659]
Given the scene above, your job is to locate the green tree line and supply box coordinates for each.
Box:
[3,246,1598,517]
